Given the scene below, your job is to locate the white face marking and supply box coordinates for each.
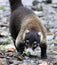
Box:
[23,30,30,40]
[23,32,25,40]
[15,36,19,46]
[25,30,30,33]
[26,40,29,43]
[34,41,37,44]
[38,32,43,41]
[25,47,36,55]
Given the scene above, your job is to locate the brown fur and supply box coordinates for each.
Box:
[9,0,47,58]
[16,14,47,46]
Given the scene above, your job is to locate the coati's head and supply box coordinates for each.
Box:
[23,30,42,55]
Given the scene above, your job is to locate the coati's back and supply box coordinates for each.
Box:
[9,0,35,40]
[9,0,46,43]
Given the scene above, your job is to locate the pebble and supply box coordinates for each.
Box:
[53,62,57,65]
[0,61,2,65]
[39,61,48,65]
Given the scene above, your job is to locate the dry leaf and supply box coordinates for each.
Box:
[7,48,15,52]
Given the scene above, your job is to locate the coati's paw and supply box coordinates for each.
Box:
[41,54,47,59]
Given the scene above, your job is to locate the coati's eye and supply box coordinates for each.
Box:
[34,41,37,45]
[25,40,29,45]
[26,40,29,43]
[33,41,38,48]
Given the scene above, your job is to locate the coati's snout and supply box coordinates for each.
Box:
[23,30,40,54]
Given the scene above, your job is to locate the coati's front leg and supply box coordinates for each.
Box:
[15,30,25,54]
[38,18,47,59]
[16,43,25,54]
[40,43,47,59]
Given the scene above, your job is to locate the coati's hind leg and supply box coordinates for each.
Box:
[40,43,47,59]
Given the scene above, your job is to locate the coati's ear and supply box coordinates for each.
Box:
[38,32,43,42]
[23,30,30,40]
[25,30,30,34]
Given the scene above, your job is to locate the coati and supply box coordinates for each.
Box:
[9,0,47,59]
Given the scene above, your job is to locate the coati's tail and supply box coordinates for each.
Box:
[9,0,23,12]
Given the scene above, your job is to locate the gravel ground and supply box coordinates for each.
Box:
[0,3,57,65]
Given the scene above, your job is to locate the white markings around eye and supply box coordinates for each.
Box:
[23,30,30,40]
[26,40,29,43]
[23,33,25,40]
[25,30,30,33]
[34,41,37,44]
[33,41,37,47]
[25,40,29,45]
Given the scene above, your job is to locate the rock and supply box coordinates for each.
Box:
[39,61,48,65]
[53,62,57,65]
[13,53,23,61]
[0,33,4,37]
[0,53,5,58]
[7,60,13,64]
[47,35,54,41]
[0,58,7,65]
[52,51,57,54]
[5,44,15,50]
[38,60,43,64]
[0,38,10,45]
[0,31,10,37]
[0,61,2,65]
[47,32,53,35]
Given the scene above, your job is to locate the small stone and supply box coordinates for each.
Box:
[0,61,2,65]
[13,54,23,60]
[53,62,57,65]
[7,60,13,64]
[0,52,5,58]
[38,60,43,64]
[39,61,48,65]
[47,32,53,35]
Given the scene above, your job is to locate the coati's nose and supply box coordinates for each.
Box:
[27,52,30,55]
[25,47,34,55]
